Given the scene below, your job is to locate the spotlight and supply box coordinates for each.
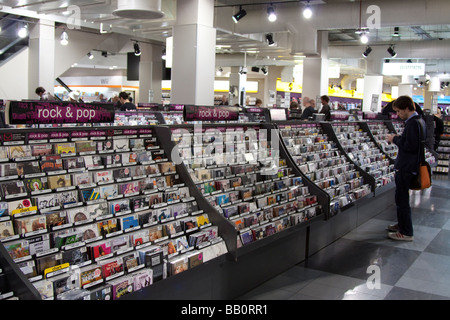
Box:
[87,52,94,60]
[216,67,223,76]
[267,6,277,22]
[266,33,275,46]
[387,45,397,57]
[360,33,369,44]
[392,27,400,37]
[162,48,166,60]
[101,51,108,58]
[261,66,268,75]
[232,6,247,23]
[134,42,141,56]
[406,59,412,63]
[303,1,312,19]
[18,24,28,38]
[362,46,372,58]
[60,30,69,46]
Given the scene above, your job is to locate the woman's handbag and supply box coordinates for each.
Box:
[410,120,432,190]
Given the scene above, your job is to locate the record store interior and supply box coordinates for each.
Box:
[0,0,449,302]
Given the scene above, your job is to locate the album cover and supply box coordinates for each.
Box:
[0,220,14,239]
[61,246,89,266]
[138,246,164,281]
[119,181,139,195]
[0,180,26,197]
[79,265,103,288]
[131,196,149,211]
[55,142,76,155]
[88,283,112,300]
[129,138,144,150]
[8,198,36,216]
[99,184,118,199]
[120,214,139,231]
[17,161,41,176]
[133,165,145,177]
[109,198,131,215]
[113,167,132,180]
[43,211,67,229]
[97,140,113,152]
[143,164,160,175]
[159,161,176,174]
[170,202,188,218]
[130,229,150,247]
[79,187,100,202]
[94,170,113,184]
[71,172,92,186]
[63,157,85,171]
[8,145,32,159]
[164,189,180,203]
[99,257,124,278]
[86,202,109,220]
[240,230,255,245]
[36,252,63,275]
[122,252,140,272]
[39,155,62,173]
[155,206,171,222]
[0,201,8,218]
[110,235,130,253]
[136,150,152,163]
[33,279,54,300]
[0,163,17,177]
[133,269,153,291]
[56,190,78,206]
[222,205,238,219]
[30,144,53,157]
[14,215,46,235]
[88,240,112,260]
[17,260,38,279]
[4,240,30,260]
[168,255,188,276]
[110,276,133,300]
[75,224,100,242]
[75,141,97,154]
[164,220,182,237]
[97,219,118,237]
[182,217,197,232]
[48,174,72,189]
[50,273,75,298]
[24,176,49,193]
[83,155,102,169]
[143,137,158,149]
[52,229,82,249]
[113,138,129,151]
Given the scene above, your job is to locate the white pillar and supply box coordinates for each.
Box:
[229,66,247,107]
[263,66,283,108]
[171,0,216,105]
[301,31,328,103]
[362,75,383,112]
[28,19,55,98]
[138,43,162,104]
[398,75,414,97]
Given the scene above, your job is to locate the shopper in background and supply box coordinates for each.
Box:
[254,99,263,107]
[433,107,444,151]
[119,92,137,111]
[300,96,316,120]
[98,94,107,102]
[35,87,56,101]
[289,100,302,119]
[219,95,229,106]
[386,95,426,241]
[319,95,331,121]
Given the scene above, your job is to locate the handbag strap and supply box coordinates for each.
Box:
[416,118,426,163]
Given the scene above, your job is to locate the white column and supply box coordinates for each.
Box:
[171,0,216,105]
[398,75,414,97]
[301,31,329,103]
[362,75,383,112]
[263,66,283,108]
[138,43,162,104]
[28,19,55,98]
[229,66,247,106]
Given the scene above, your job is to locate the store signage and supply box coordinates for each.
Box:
[382,63,425,76]
[183,105,239,122]
[7,101,115,125]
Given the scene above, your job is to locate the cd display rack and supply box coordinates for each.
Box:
[435,115,450,174]
[332,122,395,189]
[277,122,372,217]
[366,121,398,160]
[166,123,324,250]
[0,125,228,300]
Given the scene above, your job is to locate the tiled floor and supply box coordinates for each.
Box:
[237,174,450,300]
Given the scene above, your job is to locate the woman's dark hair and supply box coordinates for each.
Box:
[35,87,46,95]
[119,92,129,100]
[393,96,415,111]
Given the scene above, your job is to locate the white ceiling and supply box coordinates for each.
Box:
[1,0,450,85]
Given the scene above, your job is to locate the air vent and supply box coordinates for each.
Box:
[113,0,164,20]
